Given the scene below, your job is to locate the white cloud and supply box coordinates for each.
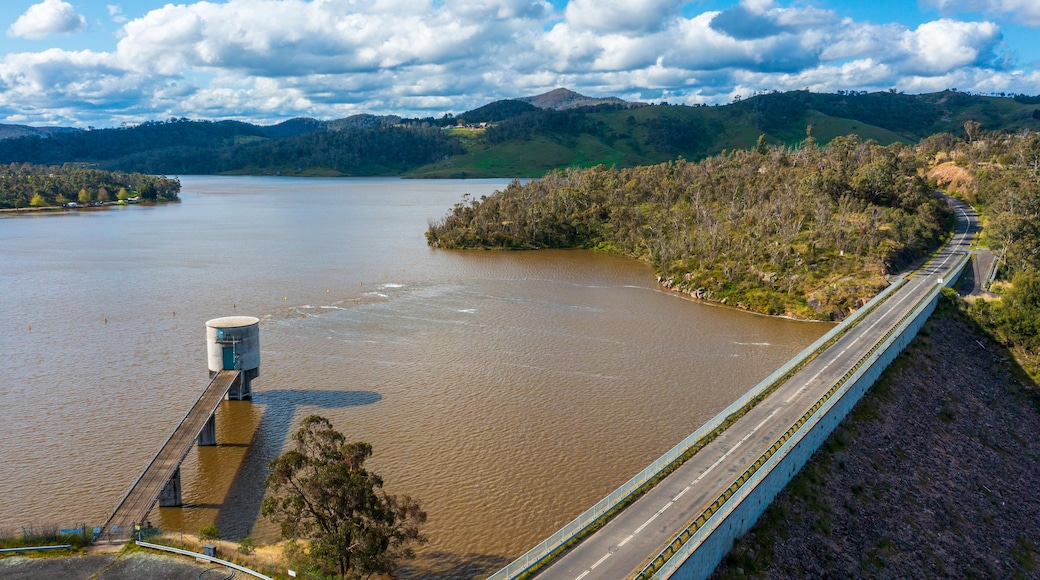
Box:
[927,0,1040,27]
[8,0,87,40]
[564,0,685,34]
[112,0,517,76]
[895,19,1002,76]
[0,0,1033,127]
[107,5,127,24]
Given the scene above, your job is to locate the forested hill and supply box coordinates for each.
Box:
[0,163,180,209]
[0,89,1039,177]
[0,116,458,176]
[427,135,952,320]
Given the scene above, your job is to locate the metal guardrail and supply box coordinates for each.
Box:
[486,277,907,580]
[636,250,972,579]
[136,540,272,580]
[0,544,72,553]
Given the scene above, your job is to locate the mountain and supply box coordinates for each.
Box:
[0,89,1038,177]
[459,100,540,123]
[517,88,645,110]
[259,117,325,139]
[0,124,81,141]
[326,114,401,132]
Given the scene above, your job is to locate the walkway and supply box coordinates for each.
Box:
[102,370,241,540]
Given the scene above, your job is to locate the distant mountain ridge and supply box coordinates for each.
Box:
[0,124,81,140]
[0,88,647,140]
[0,88,1037,177]
[517,88,645,110]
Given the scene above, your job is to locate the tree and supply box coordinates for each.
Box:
[78,188,91,204]
[139,181,157,200]
[964,119,981,143]
[29,192,46,207]
[198,524,220,541]
[117,187,130,201]
[995,269,1040,356]
[97,186,110,202]
[261,415,426,579]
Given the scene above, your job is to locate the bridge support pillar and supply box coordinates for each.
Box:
[227,369,255,400]
[199,414,217,446]
[158,468,182,507]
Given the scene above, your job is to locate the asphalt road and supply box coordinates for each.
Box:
[535,198,979,580]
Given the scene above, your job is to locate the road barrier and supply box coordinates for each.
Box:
[486,277,907,580]
[136,540,272,580]
[639,250,971,580]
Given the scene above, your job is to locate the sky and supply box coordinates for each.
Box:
[1,0,1040,127]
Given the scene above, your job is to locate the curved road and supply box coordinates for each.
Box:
[535,198,978,580]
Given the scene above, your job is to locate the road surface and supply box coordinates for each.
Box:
[535,198,978,580]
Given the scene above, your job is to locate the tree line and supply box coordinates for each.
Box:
[428,133,951,320]
[931,126,1040,373]
[0,163,179,208]
[0,118,463,176]
[1,90,1039,178]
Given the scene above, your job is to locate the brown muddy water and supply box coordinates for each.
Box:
[0,176,827,577]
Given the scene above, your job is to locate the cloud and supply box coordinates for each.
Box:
[0,0,1033,127]
[107,5,128,24]
[926,0,1040,27]
[895,19,1002,76]
[8,0,87,40]
[564,0,685,34]
[112,0,535,77]
[665,11,824,73]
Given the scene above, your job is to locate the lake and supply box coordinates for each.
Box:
[0,176,826,577]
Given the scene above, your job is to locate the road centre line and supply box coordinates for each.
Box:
[590,553,611,570]
[634,511,661,535]
[562,219,974,580]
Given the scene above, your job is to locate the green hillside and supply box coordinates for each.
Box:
[0,90,1038,177]
[410,90,1040,177]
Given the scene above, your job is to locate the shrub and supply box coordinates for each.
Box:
[237,536,257,555]
[198,525,220,541]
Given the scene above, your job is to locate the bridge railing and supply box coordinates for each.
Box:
[102,370,241,540]
[637,250,971,579]
[486,277,908,580]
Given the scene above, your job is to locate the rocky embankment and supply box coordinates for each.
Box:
[712,308,1040,578]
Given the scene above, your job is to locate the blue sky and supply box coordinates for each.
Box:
[1,0,1039,127]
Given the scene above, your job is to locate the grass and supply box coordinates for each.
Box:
[802,111,910,146]
[136,531,287,578]
[0,524,93,554]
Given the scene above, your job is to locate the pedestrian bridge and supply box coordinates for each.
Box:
[101,369,244,541]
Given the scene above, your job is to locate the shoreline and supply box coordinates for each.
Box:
[0,199,175,215]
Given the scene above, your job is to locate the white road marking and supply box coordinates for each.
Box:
[590,553,611,569]
[560,210,978,580]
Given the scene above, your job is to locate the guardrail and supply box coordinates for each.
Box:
[635,250,971,579]
[0,544,72,553]
[136,540,273,580]
[486,277,907,580]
